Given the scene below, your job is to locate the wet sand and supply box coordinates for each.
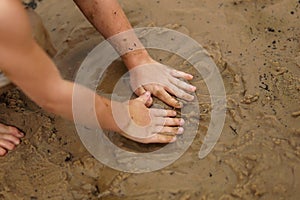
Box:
[0,0,299,199]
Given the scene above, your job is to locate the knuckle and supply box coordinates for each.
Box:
[154,90,165,97]
[153,85,161,91]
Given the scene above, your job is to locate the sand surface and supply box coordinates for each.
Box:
[0,0,299,199]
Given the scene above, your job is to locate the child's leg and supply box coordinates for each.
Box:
[0,123,24,156]
[0,6,56,156]
[26,8,57,57]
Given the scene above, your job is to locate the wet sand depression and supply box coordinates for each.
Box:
[0,0,299,199]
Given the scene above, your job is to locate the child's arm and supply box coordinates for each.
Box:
[0,0,182,143]
[74,0,196,108]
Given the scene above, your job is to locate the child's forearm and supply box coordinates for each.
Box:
[0,0,122,133]
[44,79,122,132]
[74,0,132,39]
[73,0,151,69]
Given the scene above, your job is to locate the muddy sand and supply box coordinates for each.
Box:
[0,0,300,199]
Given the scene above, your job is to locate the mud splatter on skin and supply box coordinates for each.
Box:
[0,0,299,199]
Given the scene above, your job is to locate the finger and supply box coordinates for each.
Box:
[170,69,193,80]
[134,86,146,96]
[145,97,153,107]
[135,89,153,107]
[151,117,184,127]
[136,91,151,105]
[149,109,176,117]
[0,133,21,145]
[167,85,195,102]
[0,147,7,156]
[146,134,177,143]
[164,118,185,126]
[159,127,184,135]
[0,139,16,151]
[170,77,196,92]
[119,131,176,144]
[151,87,183,108]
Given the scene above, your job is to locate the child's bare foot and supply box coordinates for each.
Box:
[0,123,24,156]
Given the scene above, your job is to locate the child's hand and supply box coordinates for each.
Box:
[113,92,184,144]
[129,61,196,108]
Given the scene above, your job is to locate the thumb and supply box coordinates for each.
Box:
[134,86,146,96]
[136,91,151,105]
[135,87,153,106]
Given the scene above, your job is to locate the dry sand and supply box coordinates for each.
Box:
[0,0,299,199]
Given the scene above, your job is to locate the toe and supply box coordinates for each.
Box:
[0,134,20,145]
[0,139,16,151]
[0,147,7,156]
[0,123,24,138]
[9,127,24,138]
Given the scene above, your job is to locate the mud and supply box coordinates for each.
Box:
[0,0,299,199]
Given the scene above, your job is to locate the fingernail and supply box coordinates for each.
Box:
[19,131,24,137]
[170,137,177,143]
[180,119,185,126]
[145,91,150,96]
[178,127,184,134]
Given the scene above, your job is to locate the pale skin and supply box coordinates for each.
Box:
[0,0,196,156]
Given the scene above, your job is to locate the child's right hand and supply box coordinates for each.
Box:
[113,92,185,144]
